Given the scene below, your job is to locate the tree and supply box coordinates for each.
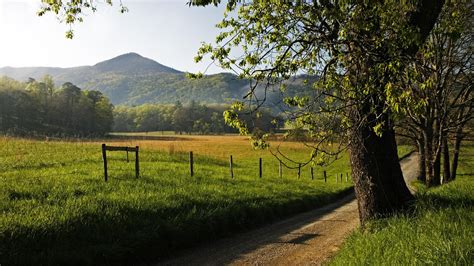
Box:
[192,1,444,223]
[397,0,473,186]
[37,0,445,224]
[93,94,114,135]
[134,104,164,132]
[172,102,191,134]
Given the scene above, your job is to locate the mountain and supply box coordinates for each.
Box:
[92,52,180,74]
[0,53,313,106]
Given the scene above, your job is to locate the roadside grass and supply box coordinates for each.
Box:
[330,143,474,265]
[0,136,355,265]
[397,144,415,159]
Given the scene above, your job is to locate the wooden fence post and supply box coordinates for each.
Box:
[190,151,194,177]
[340,173,343,183]
[279,161,282,178]
[259,158,262,178]
[311,167,314,180]
[102,144,108,182]
[229,155,234,178]
[126,147,129,163]
[324,170,327,182]
[135,146,139,178]
[298,163,301,178]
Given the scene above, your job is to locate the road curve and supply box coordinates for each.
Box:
[159,153,419,266]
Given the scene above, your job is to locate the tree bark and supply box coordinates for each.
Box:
[451,126,463,180]
[442,136,450,183]
[432,117,441,185]
[433,150,441,185]
[423,119,442,187]
[350,111,414,224]
[424,123,436,186]
[417,138,426,182]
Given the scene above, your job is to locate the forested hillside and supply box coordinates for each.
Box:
[0,53,315,106]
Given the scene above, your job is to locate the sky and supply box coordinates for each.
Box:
[0,0,228,74]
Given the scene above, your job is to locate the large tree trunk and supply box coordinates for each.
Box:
[417,138,426,182]
[350,112,414,224]
[451,126,463,180]
[442,136,450,183]
[348,0,443,224]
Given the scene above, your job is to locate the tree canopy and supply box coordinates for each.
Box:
[191,0,445,222]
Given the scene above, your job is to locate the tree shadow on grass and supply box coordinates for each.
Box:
[416,193,474,210]
[1,188,354,265]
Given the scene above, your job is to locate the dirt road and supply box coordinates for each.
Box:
[160,154,419,266]
[401,152,420,194]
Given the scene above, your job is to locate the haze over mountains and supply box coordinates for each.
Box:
[0,53,312,106]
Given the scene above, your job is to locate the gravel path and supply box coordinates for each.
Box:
[400,152,420,194]
[159,154,419,266]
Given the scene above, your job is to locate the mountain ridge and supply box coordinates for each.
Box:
[0,53,313,106]
[93,53,182,74]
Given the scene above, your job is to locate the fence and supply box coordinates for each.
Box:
[101,144,139,182]
[100,145,351,183]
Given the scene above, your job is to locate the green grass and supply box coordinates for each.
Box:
[0,136,354,265]
[397,144,416,159]
[330,143,474,265]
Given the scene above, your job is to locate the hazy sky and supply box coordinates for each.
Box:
[0,0,228,74]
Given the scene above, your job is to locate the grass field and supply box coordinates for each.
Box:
[1,135,355,264]
[330,143,474,265]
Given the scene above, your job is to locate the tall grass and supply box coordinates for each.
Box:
[0,136,354,264]
[330,143,474,265]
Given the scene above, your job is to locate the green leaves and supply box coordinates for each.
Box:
[223,102,249,135]
[37,0,127,39]
[185,72,204,79]
[283,96,309,108]
[195,1,433,146]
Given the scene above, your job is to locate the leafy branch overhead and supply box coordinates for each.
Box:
[36,0,234,39]
[37,0,128,38]
[194,2,442,151]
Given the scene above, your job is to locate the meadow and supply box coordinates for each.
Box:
[0,135,355,264]
[330,143,474,265]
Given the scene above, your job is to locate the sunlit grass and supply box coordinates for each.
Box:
[330,143,474,265]
[0,136,354,264]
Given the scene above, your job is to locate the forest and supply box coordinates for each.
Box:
[113,102,281,134]
[0,76,113,136]
[0,75,282,136]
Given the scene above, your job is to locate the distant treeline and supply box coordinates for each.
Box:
[113,101,282,134]
[0,76,113,136]
[0,75,281,137]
